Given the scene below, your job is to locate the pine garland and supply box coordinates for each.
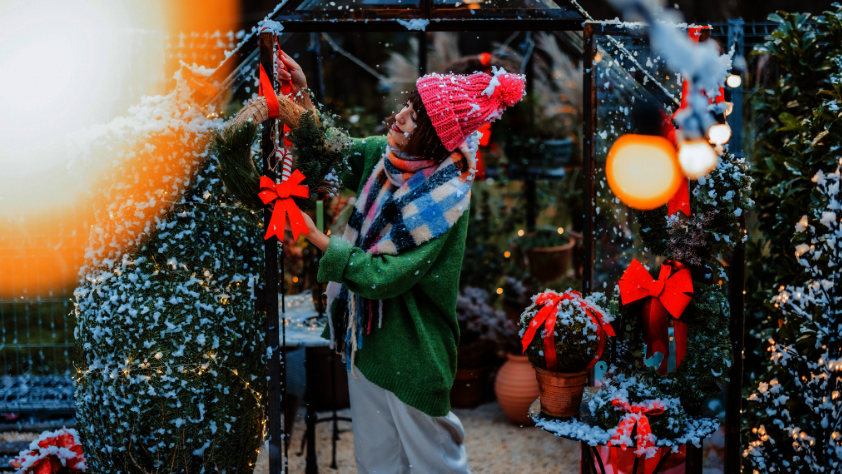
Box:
[211,121,262,211]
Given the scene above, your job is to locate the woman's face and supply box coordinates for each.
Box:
[390,101,417,148]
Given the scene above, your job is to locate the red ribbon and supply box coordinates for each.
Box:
[619,259,693,374]
[520,290,615,371]
[608,398,666,457]
[258,171,310,241]
[668,178,691,217]
[258,61,280,119]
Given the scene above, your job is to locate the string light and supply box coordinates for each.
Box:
[726,73,742,88]
[678,139,718,179]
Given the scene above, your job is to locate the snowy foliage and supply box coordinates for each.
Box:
[72,74,266,473]
[745,168,842,473]
[518,290,609,372]
[619,153,750,406]
[535,371,718,454]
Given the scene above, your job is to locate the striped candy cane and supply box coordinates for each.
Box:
[276,148,293,183]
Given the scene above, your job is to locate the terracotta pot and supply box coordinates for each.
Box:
[494,354,540,425]
[450,365,491,409]
[524,238,575,284]
[534,367,588,418]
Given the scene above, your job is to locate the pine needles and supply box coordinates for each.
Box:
[289,110,350,208]
[211,120,262,211]
[212,109,349,211]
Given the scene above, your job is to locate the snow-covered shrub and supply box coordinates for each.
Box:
[588,371,686,453]
[455,287,507,346]
[72,74,266,473]
[518,289,609,372]
[744,167,842,473]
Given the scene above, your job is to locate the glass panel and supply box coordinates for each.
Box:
[296,0,420,11]
[433,0,561,9]
[591,34,682,294]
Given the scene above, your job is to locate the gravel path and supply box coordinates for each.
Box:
[254,402,580,474]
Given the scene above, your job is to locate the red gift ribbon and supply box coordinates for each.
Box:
[257,30,293,121]
[520,290,615,371]
[258,171,310,241]
[608,398,666,457]
[619,259,693,374]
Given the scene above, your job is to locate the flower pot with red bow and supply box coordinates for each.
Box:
[589,371,687,463]
[518,289,614,418]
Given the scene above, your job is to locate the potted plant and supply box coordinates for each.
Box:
[518,289,614,418]
[588,370,687,456]
[514,227,576,284]
[451,287,506,408]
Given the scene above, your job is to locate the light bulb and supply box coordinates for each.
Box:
[678,139,719,179]
[605,134,682,210]
[708,123,731,145]
[726,74,742,88]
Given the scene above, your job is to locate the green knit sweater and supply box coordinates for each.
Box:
[318,136,468,417]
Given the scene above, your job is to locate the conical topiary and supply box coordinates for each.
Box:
[72,76,266,473]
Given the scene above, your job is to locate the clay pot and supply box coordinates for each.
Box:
[450,365,491,408]
[494,354,540,425]
[524,238,575,284]
[534,367,588,418]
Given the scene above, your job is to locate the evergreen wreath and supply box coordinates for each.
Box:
[611,153,753,409]
[212,91,350,210]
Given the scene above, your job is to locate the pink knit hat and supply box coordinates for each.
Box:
[416,68,526,151]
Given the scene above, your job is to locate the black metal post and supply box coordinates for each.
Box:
[726,19,744,157]
[304,348,318,473]
[418,31,428,77]
[686,443,703,474]
[525,32,537,232]
[330,347,339,470]
[582,24,596,296]
[260,31,284,474]
[310,32,327,104]
[724,215,745,474]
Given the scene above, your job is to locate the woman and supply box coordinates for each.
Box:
[278,51,524,473]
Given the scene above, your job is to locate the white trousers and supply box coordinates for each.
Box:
[347,369,472,474]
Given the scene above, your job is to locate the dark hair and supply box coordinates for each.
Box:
[443,54,519,76]
[384,90,451,162]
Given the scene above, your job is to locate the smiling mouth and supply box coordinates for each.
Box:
[392,124,401,133]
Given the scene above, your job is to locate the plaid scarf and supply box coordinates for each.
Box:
[327,132,480,373]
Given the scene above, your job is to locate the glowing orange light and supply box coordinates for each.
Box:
[605,134,682,210]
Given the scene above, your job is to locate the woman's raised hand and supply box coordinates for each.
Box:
[278,50,308,94]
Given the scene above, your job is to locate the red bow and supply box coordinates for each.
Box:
[619,259,693,374]
[258,171,310,241]
[520,290,615,371]
[608,398,666,458]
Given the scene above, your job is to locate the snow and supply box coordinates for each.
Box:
[481,66,508,97]
[397,19,430,31]
[258,20,284,34]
